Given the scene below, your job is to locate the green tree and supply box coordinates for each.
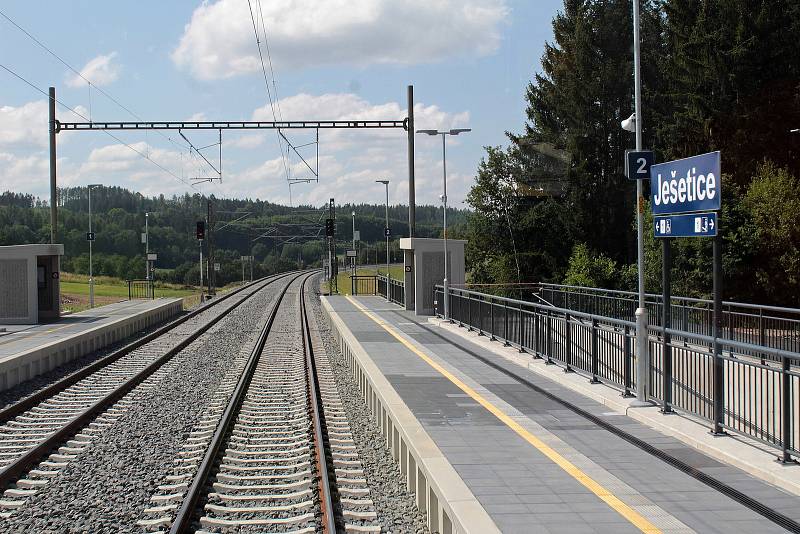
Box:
[563,243,619,288]
[741,162,800,305]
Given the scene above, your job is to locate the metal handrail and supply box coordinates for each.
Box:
[537,282,800,315]
[436,284,799,462]
[376,274,405,306]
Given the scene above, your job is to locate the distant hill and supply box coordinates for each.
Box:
[0,188,468,286]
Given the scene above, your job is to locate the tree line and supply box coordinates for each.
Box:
[0,187,466,287]
[465,0,800,306]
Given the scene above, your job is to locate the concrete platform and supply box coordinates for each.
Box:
[323,295,800,534]
[0,298,182,391]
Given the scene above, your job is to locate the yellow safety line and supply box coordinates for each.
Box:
[345,296,662,534]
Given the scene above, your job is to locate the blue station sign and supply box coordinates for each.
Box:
[654,211,717,238]
[650,151,721,215]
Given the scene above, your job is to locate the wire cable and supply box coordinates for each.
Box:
[246,0,290,184]
[0,7,233,198]
[0,9,191,155]
[0,62,198,191]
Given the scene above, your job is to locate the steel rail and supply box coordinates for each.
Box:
[0,272,284,425]
[301,274,338,533]
[0,272,292,490]
[169,271,307,533]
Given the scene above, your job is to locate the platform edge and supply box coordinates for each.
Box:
[322,297,501,534]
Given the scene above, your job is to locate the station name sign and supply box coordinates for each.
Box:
[651,151,720,215]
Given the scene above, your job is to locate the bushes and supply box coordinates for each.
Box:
[563,244,622,289]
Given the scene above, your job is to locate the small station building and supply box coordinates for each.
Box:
[0,244,64,324]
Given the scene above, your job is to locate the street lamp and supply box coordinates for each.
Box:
[376,180,390,301]
[624,0,650,405]
[87,184,101,308]
[417,128,471,320]
[351,211,357,275]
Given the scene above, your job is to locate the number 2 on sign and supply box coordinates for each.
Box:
[637,158,647,174]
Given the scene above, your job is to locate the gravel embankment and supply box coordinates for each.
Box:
[3,282,284,533]
[308,281,430,534]
[0,311,185,411]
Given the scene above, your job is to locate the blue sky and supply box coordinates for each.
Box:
[0,0,561,208]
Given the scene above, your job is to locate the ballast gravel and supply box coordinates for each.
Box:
[308,282,430,534]
[2,283,283,533]
[0,311,183,411]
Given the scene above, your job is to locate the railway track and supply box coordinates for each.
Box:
[0,272,294,517]
[140,272,379,533]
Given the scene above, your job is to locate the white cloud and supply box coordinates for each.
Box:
[227,133,266,149]
[253,92,469,152]
[0,152,51,195]
[172,0,509,80]
[66,52,121,88]
[243,92,472,206]
[73,142,211,197]
[0,101,90,149]
[1,92,476,210]
[0,101,49,148]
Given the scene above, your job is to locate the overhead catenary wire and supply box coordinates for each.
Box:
[0,8,231,198]
[256,0,283,124]
[0,62,198,191]
[246,0,290,185]
[0,9,190,154]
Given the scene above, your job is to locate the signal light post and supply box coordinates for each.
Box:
[196,220,205,302]
[376,179,390,301]
[87,184,101,308]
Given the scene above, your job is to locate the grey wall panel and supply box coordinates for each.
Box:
[0,259,28,319]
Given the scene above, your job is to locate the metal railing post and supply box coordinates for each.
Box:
[662,329,673,413]
[759,309,766,365]
[467,293,473,331]
[490,298,496,341]
[503,301,510,346]
[590,318,600,383]
[564,313,573,372]
[478,297,484,335]
[779,355,794,463]
[623,325,633,397]
[546,310,553,364]
[712,236,726,435]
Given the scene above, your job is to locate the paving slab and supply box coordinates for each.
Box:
[327,295,800,534]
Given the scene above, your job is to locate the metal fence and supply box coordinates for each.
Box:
[437,285,800,462]
[351,275,377,296]
[377,275,405,305]
[127,279,154,300]
[538,283,800,354]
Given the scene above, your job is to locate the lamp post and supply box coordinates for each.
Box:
[87,184,101,308]
[416,128,471,320]
[351,211,357,275]
[376,180,390,301]
[621,0,650,405]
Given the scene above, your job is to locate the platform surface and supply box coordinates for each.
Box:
[0,299,179,361]
[328,295,800,534]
